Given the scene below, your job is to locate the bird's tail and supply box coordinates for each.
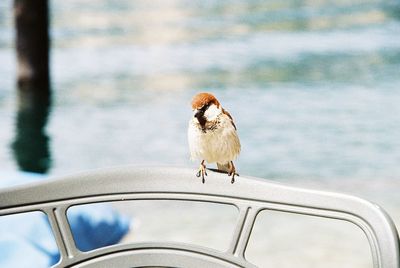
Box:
[217,162,231,173]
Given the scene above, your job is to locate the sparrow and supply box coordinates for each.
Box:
[188,92,241,183]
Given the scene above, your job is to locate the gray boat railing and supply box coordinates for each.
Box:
[0,166,399,268]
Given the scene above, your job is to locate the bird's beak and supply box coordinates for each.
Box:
[194,109,203,118]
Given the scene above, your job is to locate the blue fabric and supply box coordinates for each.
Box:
[0,171,130,268]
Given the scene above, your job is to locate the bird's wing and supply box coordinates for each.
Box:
[222,108,237,130]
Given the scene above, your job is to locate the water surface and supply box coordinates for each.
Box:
[0,0,400,234]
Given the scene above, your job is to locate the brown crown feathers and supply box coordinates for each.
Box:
[191,92,220,110]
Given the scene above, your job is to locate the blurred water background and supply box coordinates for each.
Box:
[0,0,400,265]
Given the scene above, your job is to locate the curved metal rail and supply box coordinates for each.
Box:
[0,166,398,267]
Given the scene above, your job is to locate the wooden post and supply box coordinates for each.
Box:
[12,0,52,173]
[14,0,50,95]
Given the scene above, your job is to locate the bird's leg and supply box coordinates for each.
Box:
[196,160,207,183]
[228,161,239,184]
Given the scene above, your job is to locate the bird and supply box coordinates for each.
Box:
[188,92,241,183]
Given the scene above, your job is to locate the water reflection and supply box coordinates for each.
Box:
[11,88,52,174]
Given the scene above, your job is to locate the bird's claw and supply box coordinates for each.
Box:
[228,172,239,184]
[228,162,238,184]
[196,162,207,183]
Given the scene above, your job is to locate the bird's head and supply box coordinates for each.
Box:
[191,92,222,126]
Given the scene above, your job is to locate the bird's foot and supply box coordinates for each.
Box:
[228,171,239,183]
[228,162,239,184]
[196,161,207,183]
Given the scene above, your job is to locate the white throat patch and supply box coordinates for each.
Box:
[204,104,221,121]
